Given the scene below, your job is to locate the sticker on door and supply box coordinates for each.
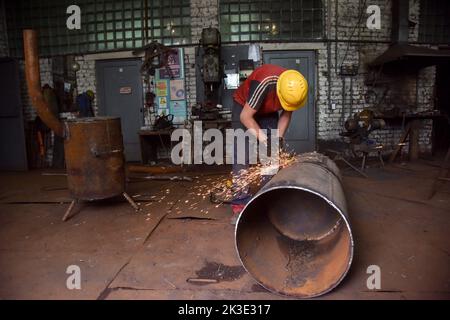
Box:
[119,86,132,94]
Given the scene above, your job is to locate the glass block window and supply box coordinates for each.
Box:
[219,0,324,42]
[419,0,450,44]
[5,0,191,57]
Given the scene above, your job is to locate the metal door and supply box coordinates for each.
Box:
[0,58,27,170]
[96,59,143,161]
[264,51,316,153]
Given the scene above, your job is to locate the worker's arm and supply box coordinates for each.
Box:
[278,110,293,138]
[240,102,268,144]
[241,78,277,144]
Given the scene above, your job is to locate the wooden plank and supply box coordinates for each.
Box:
[389,123,411,163]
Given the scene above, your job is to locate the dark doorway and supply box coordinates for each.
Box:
[0,58,27,170]
[264,50,316,153]
[433,60,450,156]
[96,59,144,162]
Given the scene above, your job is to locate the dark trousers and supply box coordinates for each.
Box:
[231,101,279,205]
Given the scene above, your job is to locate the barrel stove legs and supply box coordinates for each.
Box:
[62,193,140,222]
[62,199,78,222]
[123,192,140,211]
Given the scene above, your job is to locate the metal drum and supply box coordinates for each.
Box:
[64,117,125,200]
[23,29,139,221]
[235,152,354,298]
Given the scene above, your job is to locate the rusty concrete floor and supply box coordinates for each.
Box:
[0,159,449,300]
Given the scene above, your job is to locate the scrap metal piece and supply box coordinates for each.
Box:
[235,152,354,298]
[123,192,140,211]
[186,278,218,284]
[128,165,183,174]
[128,175,192,182]
[62,199,77,222]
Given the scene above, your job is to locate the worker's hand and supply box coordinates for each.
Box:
[260,163,280,176]
[259,134,268,148]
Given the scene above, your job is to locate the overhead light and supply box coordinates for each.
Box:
[71,61,80,72]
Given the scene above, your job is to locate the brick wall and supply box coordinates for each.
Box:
[316,0,434,153]
[190,0,219,43]
[74,56,97,115]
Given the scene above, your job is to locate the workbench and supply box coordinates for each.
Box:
[139,129,174,164]
[380,113,443,162]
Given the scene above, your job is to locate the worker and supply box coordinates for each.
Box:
[76,90,95,117]
[230,64,308,224]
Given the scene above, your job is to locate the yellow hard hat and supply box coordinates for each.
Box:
[276,70,308,111]
[86,90,95,99]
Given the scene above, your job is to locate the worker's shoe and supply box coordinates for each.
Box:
[230,204,245,225]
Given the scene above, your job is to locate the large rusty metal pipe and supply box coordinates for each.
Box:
[23,29,64,137]
[235,152,354,298]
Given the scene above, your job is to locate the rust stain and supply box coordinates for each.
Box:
[189,261,246,285]
[65,117,126,200]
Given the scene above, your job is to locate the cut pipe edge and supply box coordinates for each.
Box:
[23,29,65,137]
[235,186,354,298]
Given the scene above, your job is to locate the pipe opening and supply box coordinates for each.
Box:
[236,188,353,298]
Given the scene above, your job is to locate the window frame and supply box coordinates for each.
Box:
[5,0,192,57]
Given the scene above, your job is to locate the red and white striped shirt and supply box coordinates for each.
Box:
[233,64,286,114]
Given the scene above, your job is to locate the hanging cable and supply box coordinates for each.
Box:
[338,0,367,71]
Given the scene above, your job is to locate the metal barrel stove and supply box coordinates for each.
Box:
[235,152,354,298]
[64,117,125,200]
[23,29,136,220]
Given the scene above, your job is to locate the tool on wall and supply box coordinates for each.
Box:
[199,27,222,103]
[238,59,254,84]
[153,114,174,130]
[191,101,222,120]
[192,28,224,121]
[143,89,156,127]
[134,41,178,77]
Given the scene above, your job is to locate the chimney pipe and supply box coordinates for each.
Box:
[23,29,65,137]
